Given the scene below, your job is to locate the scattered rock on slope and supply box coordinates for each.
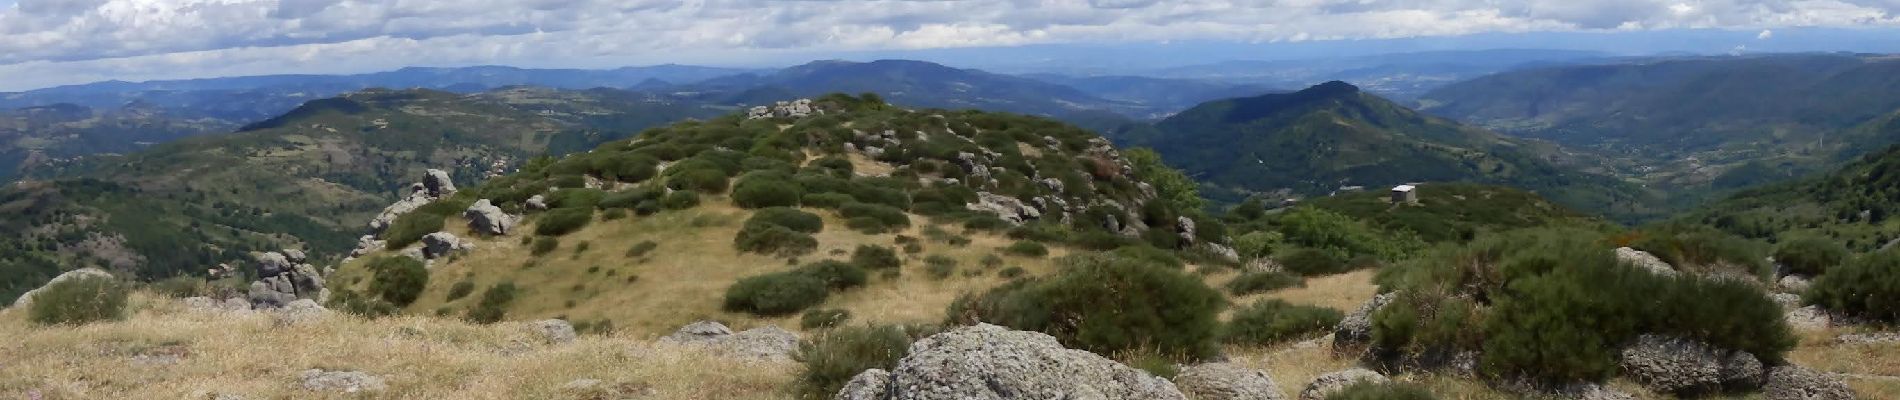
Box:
[369,170,458,233]
[531,319,577,345]
[1615,247,1677,277]
[838,323,1186,400]
[659,321,799,361]
[1174,362,1285,400]
[10,268,112,309]
[1333,292,1396,353]
[246,250,327,309]
[1618,334,1763,394]
[464,199,517,235]
[420,232,473,260]
[1298,368,1387,400]
[1762,365,1854,400]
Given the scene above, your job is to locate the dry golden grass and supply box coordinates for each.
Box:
[1786,328,1900,398]
[0,293,795,399]
[339,201,1068,337]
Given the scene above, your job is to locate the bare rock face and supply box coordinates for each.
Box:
[525,194,549,210]
[1297,368,1387,400]
[1618,334,1764,394]
[1176,216,1198,245]
[841,323,1186,400]
[369,170,458,232]
[300,369,385,393]
[349,235,386,259]
[1615,247,1677,277]
[1173,363,1285,400]
[422,169,457,197]
[748,99,817,119]
[10,268,113,309]
[661,320,735,344]
[1786,306,1832,330]
[835,368,893,400]
[1762,365,1854,400]
[464,199,517,236]
[966,191,1041,225]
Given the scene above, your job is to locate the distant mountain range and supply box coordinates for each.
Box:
[1109,81,1660,221]
[1417,53,1900,192]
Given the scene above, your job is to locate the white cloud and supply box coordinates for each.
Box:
[1760,28,1775,38]
[1,0,1899,90]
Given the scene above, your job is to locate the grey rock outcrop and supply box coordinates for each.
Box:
[1618,334,1764,394]
[1763,365,1854,400]
[839,323,1186,400]
[1836,332,1900,345]
[420,232,472,260]
[1615,247,1677,277]
[1787,306,1832,330]
[531,319,577,345]
[1298,368,1387,400]
[300,369,386,393]
[835,368,893,400]
[659,321,799,361]
[525,194,549,210]
[748,99,817,119]
[1333,292,1397,352]
[967,191,1041,225]
[11,268,113,309]
[464,199,517,236]
[1176,216,1198,245]
[246,250,326,309]
[1174,363,1284,400]
[1779,275,1813,293]
[422,169,457,197]
[349,235,386,259]
[369,170,457,233]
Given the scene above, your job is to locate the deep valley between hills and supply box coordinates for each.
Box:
[3,55,1900,400]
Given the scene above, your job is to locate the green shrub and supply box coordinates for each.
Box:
[999,266,1027,279]
[446,280,476,301]
[382,210,447,250]
[367,256,429,307]
[980,254,1005,269]
[747,207,824,233]
[735,224,819,257]
[845,217,895,234]
[840,202,909,230]
[661,191,701,210]
[27,275,127,325]
[1279,248,1347,276]
[1071,230,1135,251]
[1112,245,1184,269]
[329,289,398,318]
[947,253,1227,359]
[602,208,629,220]
[466,282,519,324]
[535,208,594,236]
[723,272,830,316]
[800,308,853,330]
[1007,223,1071,243]
[1775,236,1848,276]
[1226,271,1304,296]
[1330,382,1437,400]
[1808,250,1900,322]
[665,167,730,194]
[1003,241,1048,257]
[924,255,958,280]
[148,276,209,298]
[734,177,804,209]
[547,188,606,209]
[599,188,663,209]
[1224,299,1341,346]
[797,325,932,399]
[801,192,855,209]
[799,261,869,290]
[851,245,902,270]
[531,236,561,256]
[626,240,659,258]
[1631,229,1770,280]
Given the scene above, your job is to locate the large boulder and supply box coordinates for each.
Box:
[1615,247,1677,277]
[525,194,550,210]
[1174,363,1284,400]
[420,232,472,260]
[1297,368,1387,400]
[246,250,326,309]
[1762,365,1854,400]
[422,169,457,197]
[368,189,434,232]
[658,321,798,361]
[1332,292,1396,352]
[1618,334,1764,394]
[531,319,578,345]
[836,368,893,400]
[10,268,113,309]
[464,199,517,236]
[841,323,1186,400]
[661,320,735,344]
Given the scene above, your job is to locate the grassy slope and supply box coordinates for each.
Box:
[1301,183,1608,243]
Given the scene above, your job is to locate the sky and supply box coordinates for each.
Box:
[4,0,1900,91]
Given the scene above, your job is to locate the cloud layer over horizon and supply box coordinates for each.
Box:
[3,0,1900,90]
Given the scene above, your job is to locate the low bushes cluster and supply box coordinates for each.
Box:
[947,253,1227,359]
[27,275,128,325]
[797,324,938,399]
[1630,228,1771,281]
[534,207,595,236]
[1774,236,1847,276]
[466,282,519,324]
[1225,271,1304,296]
[1224,299,1341,346]
[1372,228,1794,384]
[840,202,909,234]
[366,256,429,307]
[1003,241,1048,257]
[851,245,901,270]
[733,175,804,208]
[1278,248,1348,276]
[1807,250,1900,322]
[736,208,823,257]
[800,308,853,330]
[725,261,870,316]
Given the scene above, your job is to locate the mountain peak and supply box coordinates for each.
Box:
[1302,80,1361,96]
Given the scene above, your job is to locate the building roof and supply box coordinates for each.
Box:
[1392,185,1416,192]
